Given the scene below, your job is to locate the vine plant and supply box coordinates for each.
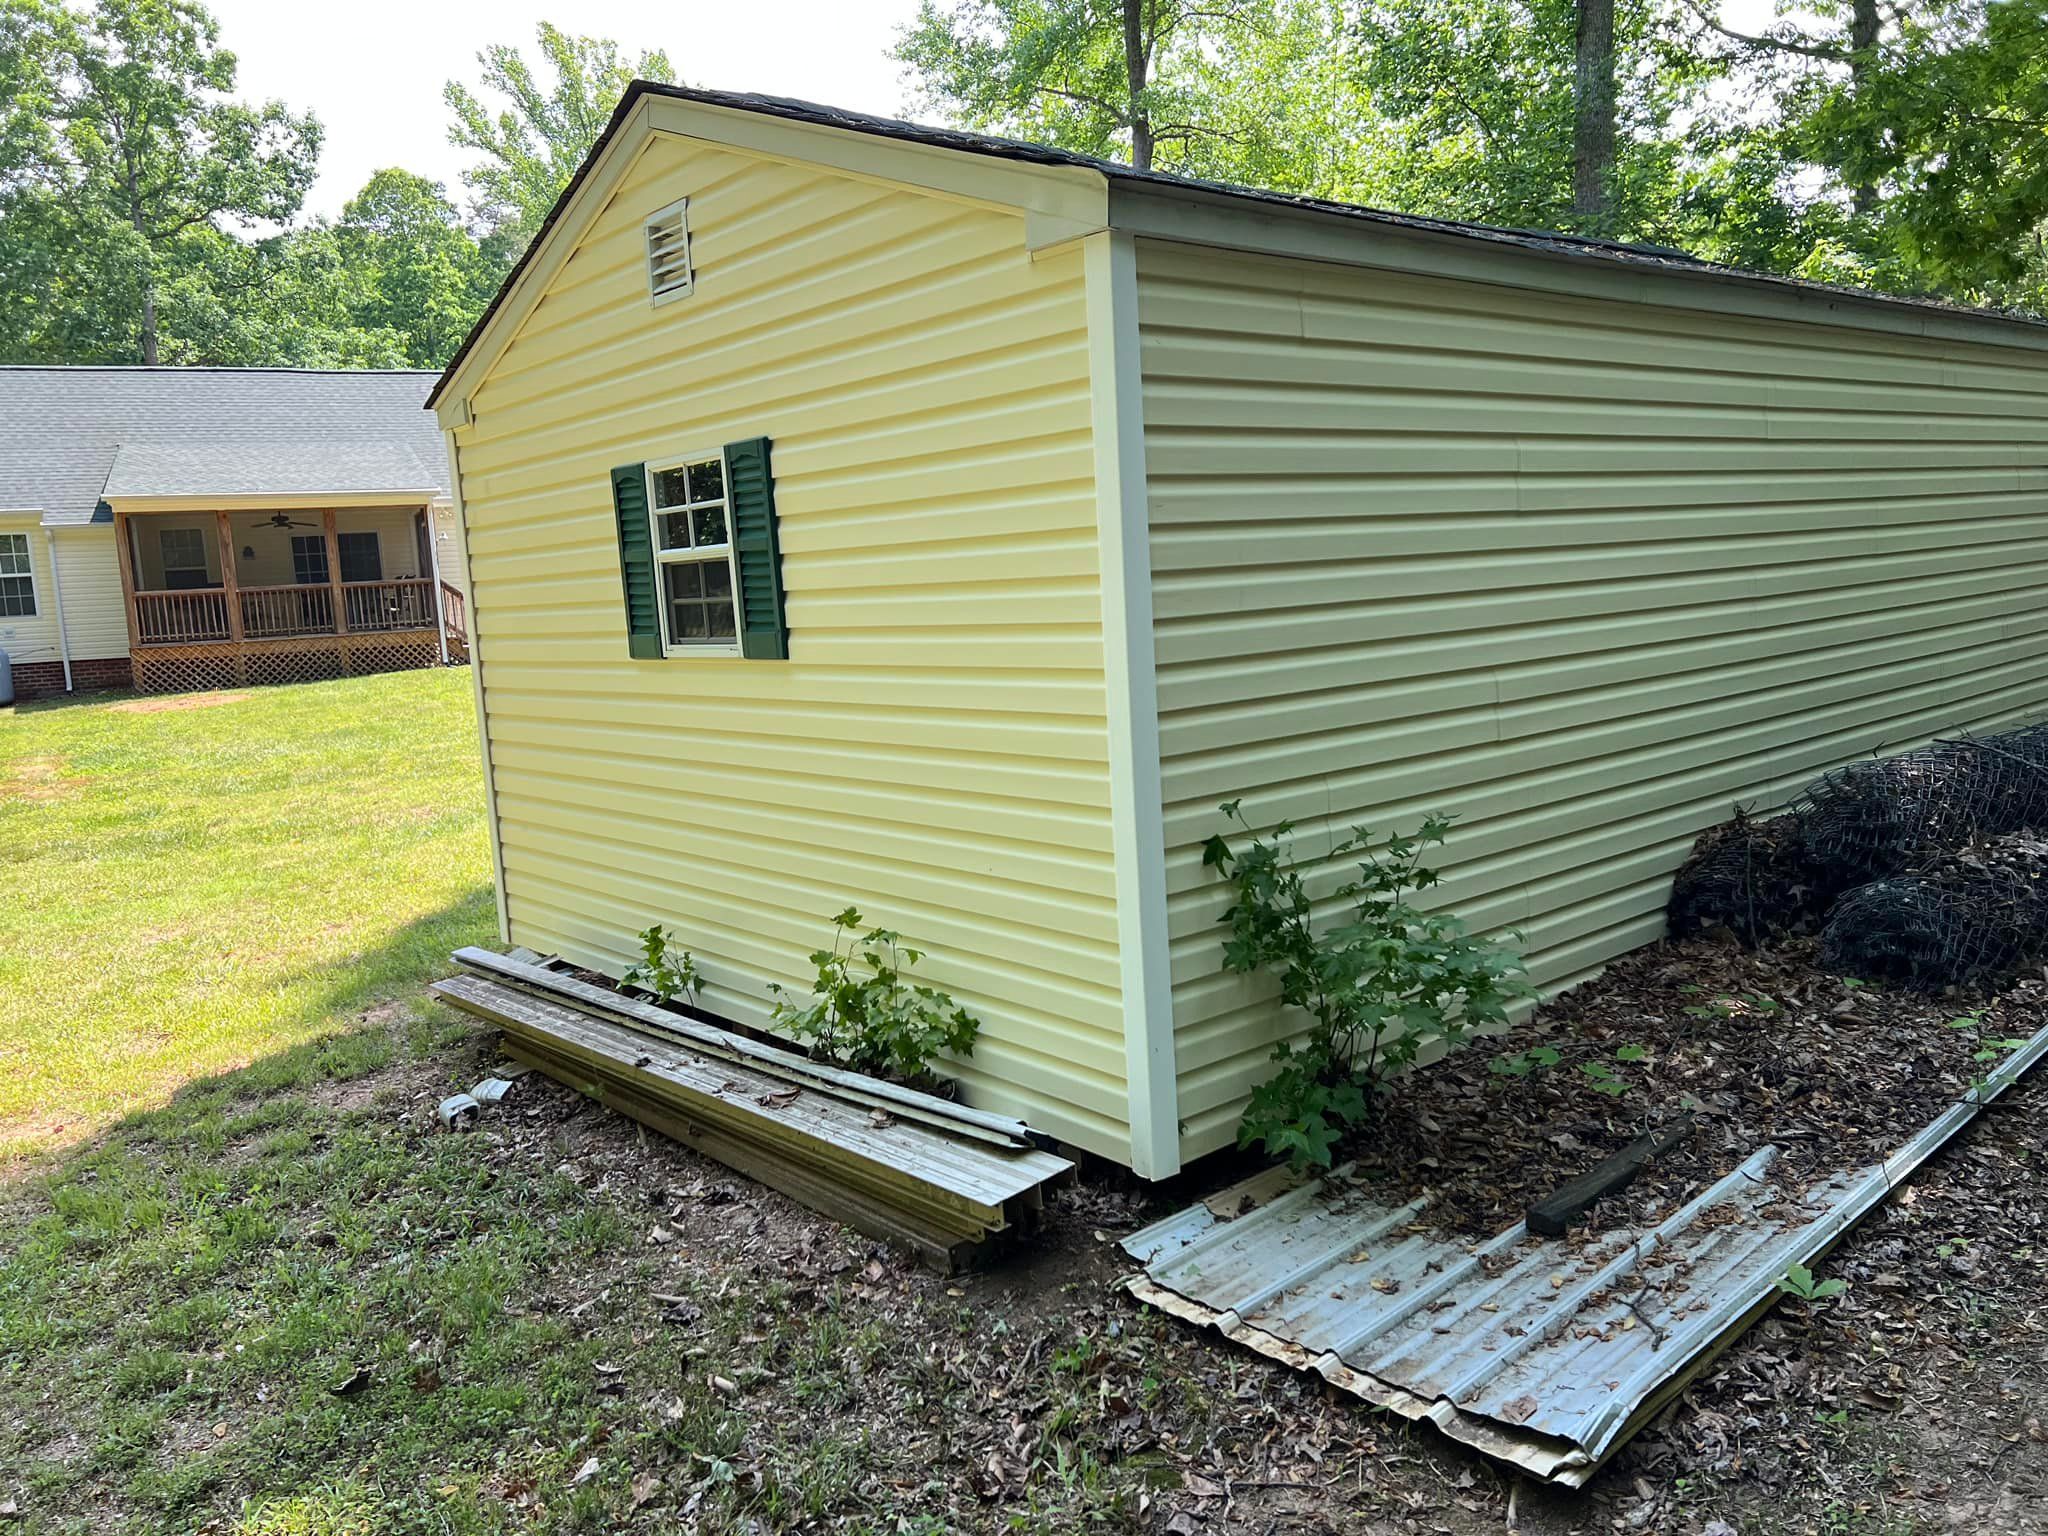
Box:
[1203,803,1529,1172]
[769,908,981,1085]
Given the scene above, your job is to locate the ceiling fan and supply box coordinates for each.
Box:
[262,512,321,530]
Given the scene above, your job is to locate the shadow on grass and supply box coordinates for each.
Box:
[9,882,501,1179]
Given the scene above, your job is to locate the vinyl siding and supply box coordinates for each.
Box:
[0,516,60,671]
[1136,239,2048,1159]
[55,526,127,660]
[454,135,1126,1156]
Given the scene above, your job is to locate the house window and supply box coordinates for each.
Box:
[648,453,736,651]
[645,198,693,304]
[0,533,34,617]
[337,531,382,583]
[291,536,328,586]
[159,527,209,589]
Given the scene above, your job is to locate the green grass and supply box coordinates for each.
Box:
[0,670,496,1160]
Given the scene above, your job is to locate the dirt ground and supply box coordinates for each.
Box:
[432,955,2048,1536]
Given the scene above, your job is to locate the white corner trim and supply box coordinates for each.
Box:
[444,430,510,945]
[1085,229,1180,1178]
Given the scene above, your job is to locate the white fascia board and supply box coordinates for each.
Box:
[1084,229,1180,1179]
[1108,180,2048,358]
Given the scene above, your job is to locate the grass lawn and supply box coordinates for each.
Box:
[0,670,495,1158]
[4,670,2043,1535]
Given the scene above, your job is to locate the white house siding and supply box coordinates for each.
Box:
[452,135,1128,1157]
[1136,239,2048,1159]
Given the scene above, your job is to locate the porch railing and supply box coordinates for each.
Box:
[240,584,334,638]
[134,578,441,646]
[344,577,437,633]
[134,589,231,645]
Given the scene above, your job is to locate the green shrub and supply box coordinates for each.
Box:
[1203,803,1528,1172]
[769,908,980,1084]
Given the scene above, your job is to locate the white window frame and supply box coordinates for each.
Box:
[0,531,37,618]
[646,448,740,658]
[645,197,694,307]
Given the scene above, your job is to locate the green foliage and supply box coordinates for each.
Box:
[768,908,981,1084]
[1777,1262,1849,1303]
[1490,1044,1561,1077]
[443,21,677,240]
[1204,803,1529,1172]
[1578,1059,1628,1097]
[619,924,701,1007]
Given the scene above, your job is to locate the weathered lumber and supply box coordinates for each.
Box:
[428,973,1072,1270]
[1525,1116,1693,1237]
[451,946,1034,1149]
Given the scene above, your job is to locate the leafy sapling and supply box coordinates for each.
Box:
[621,923,702,1007]
[769,908,981,1084]
[1204,804,1530,1172]
[1776,1263,1848,1304]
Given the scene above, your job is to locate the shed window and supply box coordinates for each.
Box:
[0,533,34,617]
[648,454,736,651]
[645,198,693,304]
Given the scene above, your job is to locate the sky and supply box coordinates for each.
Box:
[205,0,926,220]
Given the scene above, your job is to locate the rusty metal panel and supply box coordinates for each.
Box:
[1124,1016,2048,1484]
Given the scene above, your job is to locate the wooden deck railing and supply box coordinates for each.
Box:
[439,580,466,641]
[134,589,231,645]
[239,584,334,638]
[344,577,437,633]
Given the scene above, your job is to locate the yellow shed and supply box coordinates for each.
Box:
[431,85,2048,1178]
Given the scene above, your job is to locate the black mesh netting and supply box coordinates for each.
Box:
[1819,834,2048,990]
[1667,806,1824,944]
[1792,725,2048,891]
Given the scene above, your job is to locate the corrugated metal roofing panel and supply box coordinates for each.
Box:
[1124,1016,2048,1484]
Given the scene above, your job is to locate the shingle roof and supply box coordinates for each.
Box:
[0,367,449,526]
[431,83,2048,407]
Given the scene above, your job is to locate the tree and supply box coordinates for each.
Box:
[13,0,320,363]
[335,170,502,367]
[445,22,677,241]
[895,0,1293,174]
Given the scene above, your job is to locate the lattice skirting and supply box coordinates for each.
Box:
[130,633,445,695]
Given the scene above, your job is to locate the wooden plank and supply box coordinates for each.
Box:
[503,1039,989,1272]
[430,975,1067,1222]
[451,945,1040,1149]
[1525,1115,1693,1237]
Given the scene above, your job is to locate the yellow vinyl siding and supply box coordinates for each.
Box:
[56,526,127,660]
[1137,238,2048,1158]
[454,135,1127,1156]
[0,515,60,672]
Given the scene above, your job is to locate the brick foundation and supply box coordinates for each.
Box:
[9,655,133,700]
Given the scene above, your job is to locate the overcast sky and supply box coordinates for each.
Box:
[206,0,924,220]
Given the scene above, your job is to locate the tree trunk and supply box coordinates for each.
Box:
[1848,0,1880,215]
[1573,0,1618,228]
[126,165,158,365]
[1123,0,1154,171]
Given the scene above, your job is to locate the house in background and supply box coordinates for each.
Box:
[0,367,468,698]
[434,86,2048,1176]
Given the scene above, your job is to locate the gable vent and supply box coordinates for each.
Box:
[645,198,693,304]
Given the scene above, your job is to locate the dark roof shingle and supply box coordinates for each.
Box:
[0,367,449,526]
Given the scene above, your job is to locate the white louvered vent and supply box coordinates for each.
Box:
[645,198,693,304]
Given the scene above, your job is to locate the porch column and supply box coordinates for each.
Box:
[215,510,247,684]
[322,509,349,670]
[114,510,140,653]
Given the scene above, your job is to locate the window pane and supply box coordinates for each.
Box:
[705,601,735,640]
[658,511,694,551]
[0,535,27,576]
[687,457,724,505]
[692,504,727,546]
[703,561,732,599]
[652,467,691,509]
[665,562,702,600]
[0,575,32,616]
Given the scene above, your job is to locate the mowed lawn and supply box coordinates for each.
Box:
[0,670,495,1158]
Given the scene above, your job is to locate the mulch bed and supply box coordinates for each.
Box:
[1343,935,2048,1237]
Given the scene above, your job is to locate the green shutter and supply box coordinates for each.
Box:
[609,462,663,659]
[725,436,787,660]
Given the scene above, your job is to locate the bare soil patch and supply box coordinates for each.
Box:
[3,753,88,802]
[107,690,250,714]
